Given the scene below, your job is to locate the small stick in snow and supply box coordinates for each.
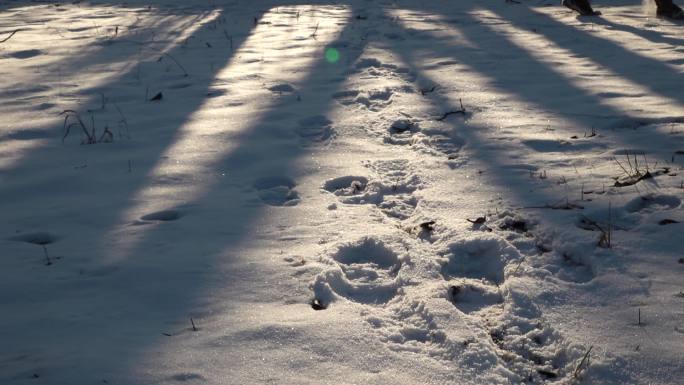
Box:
[435,99,466,121]
[311,22,320,39]
[190,318,198,331]
[512,257,525,275]
[420,85,437,95]
[607,201,612,248]
[113,102,130,139]
[118,39,189,76]
[99,125,113,143]
[43,245,52,266]
[573,345,593,378]
[223,29,233,51]
[0,29,18,43]
[60,110,95,144]
[466,216,486,225]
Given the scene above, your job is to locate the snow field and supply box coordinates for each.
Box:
[1,0,683,384]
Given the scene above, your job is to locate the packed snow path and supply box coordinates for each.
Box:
[1,0,683,384]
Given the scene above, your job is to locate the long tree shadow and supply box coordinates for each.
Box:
[589,16,684,47]
[1,2,370,383]
[388,1,683,222]
[512,4,684,107]
[81,4,370,383]
[0,2,239,162]
[386,5,681,381]
[0,1,265,382]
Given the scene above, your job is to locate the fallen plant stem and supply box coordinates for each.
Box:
[311,22,319,39]
[512,257,525,275]
[60,110,95,143]
[0,29,18,43]
[573,345,593,378]
[113,102,130,139]
[420,85,437,95]
[118,39,188,76]
[436,98,466,121]
[42,245,52,266]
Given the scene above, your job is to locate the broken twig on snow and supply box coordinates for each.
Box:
[0,29,18,43]
[436,98,466,121]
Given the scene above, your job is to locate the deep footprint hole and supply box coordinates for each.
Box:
[141,210,183,222]
[440,240,508,285]
[254,176,300,206]
[10,232,58,245]
[323,176,368,195]
[296,115,334,143]
[448,283,503,314]
[389,119,418,134]
[334,237,401,271]
[8,49,43,59]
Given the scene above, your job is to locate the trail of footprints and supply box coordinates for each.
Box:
[333,55,466,160]
[307,211,584,383]
[287,50,594,381]
[323,159,421,220]
[315,158,585,382]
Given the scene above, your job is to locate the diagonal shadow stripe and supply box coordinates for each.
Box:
[0,3,370,383]
[503,4,684,107]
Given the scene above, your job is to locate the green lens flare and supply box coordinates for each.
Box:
[325,48,340,63]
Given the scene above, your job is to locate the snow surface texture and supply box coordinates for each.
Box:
[1,0,683,384]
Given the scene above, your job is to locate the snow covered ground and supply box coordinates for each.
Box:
[1,0,683,383]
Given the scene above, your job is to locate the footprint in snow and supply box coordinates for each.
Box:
[322,175,368,196]
[384,119,464,160]
[354,88,394,111]
[355,58,385,69]
[324,160,422,221]
[313,237,404,306]
[377,195,418,220]
[332,90,360,106]
[140,209,183,222]
[253,176,300,206]
[354,58,415,81]
[624,194,681,213]
[268,83,295,93]
[388,118,419,135]
[10,232,58,245]
[295,115,334,145]
[332,88,395,111]
[439,235,521,285]
[5,49,43,59]
[448,281,503,314]
[553,253,595,284]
